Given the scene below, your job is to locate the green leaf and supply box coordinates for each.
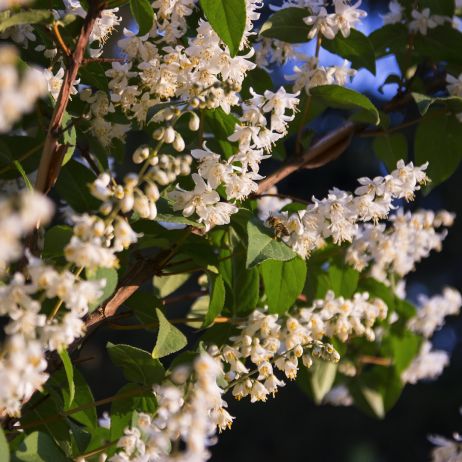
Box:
[369,23,408,58]
[55,160,99,213]
[110,384,157,441]
[241,68,273,99]
[107,343,165,385]
[43,226,73,260]
[260,257,307,314]
[411,92,462,116]
[13,432,67,462]
[152,309,188,358]
[310,85,380,125]
[203,274,226,327]
[308,263,360,299]
[58,349,74,408]
[204,108,239,158]
[415,110,462,188]
[322,29,376,74]
[383,332,423,374]
[297,361,338,404]
[373,133,408,171]
[13,161,33,191]
[86,267,118,313]
[0,10,53,33]
[0,428,9,462]
[414,26,462,65]
[129,0,154,36]
[153,273,190,298]
[260,7,310,43]
[199,0,246,56]
[61,113,76,166]
[246,219,296,268]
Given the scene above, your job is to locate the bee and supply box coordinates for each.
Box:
[267,215,290,240]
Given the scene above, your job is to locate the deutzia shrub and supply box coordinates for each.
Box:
[0,1,461,461]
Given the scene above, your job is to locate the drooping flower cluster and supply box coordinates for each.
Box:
[220,291,386,403]
[429,414,462,462]
[381,0,451,35]
[0,45,47,133]
[346,209,455,284]
[168,87,300,230]
[110,352,230,462]
[266,160,430,259]
[0,190,110,416]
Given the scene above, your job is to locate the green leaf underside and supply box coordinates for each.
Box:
[152,309,188,358]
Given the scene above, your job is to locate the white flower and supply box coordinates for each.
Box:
[381,0,403,25]
[304,7,338,40]
[333,0,367,37]
[44,68,79,100]
[409,8,447,35]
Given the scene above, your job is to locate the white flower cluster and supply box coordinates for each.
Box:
[110,352,230,462]
[220,291,385,403]
[288,56,357,95]
[0,190,53,271]
[0,256,104,416]
[266,160,429,259]
[401,341,449,385]
[346,209,455,284]
[430,428,462,462]
[0,45,47,133]
[381,1,450,35]
[62,0,121,54]
[168,87,300,230]
[408,288,462,338]
[302,0,367,40]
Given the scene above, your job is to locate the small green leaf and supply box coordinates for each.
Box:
[58,349,74,408]
[86,267,118,313]
[297,361,337,404]
[415,110,462,188]
[322,29,376,74]
[373,133,408,171]
[246,219,296,268]
[412,92,462,116]
[310,85,380,125]
[110,384,157,441]
[0,428,9,462]
[203,273,226,327]
[199,0,246,56]
[260,257,307,314]
[152,309,188,358]
[153,273,190,298]
[260,7,311,43]
[13,160,33,191]
[129,0,154,36]
[0,10,53,33]
[13,432,67,462]
[107,343,165,385]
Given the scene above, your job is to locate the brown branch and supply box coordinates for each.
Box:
[257,121,358,195]
[35,2,104,194]
[82,57,127,63]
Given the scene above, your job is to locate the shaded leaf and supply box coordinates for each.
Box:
[152,309,188,358]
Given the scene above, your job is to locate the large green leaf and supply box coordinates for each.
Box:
[13,432,67,462]
[204,108,239,158]
[55,160,99,212]
[246,219,296,268]
[86,267,118,313]
[153,273,190,298]
[152,309,188,358]
[199,0,246,56]
[129,0,154,35]
[310,85,380,125]
[307,263,360,300]
[260,257,307,314]
[373,133,408,171]
[107,343,165,385]
[414,26,462,65]
[260,7,311,43]
[369,24,408,58]
[0,428,9,462]
[322,29,376,74]
[415,110,462,188]
[297,361,338,404]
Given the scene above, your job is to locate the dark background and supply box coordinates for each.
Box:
[78,1,462,460]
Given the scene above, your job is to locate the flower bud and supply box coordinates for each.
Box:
[134,194,150,218]
[132,146,150,164]
[188,112,200,131]
[173,133,185,152]
[120,193,134,213]
[153,127,164,140]
[163,126,175,144]
[145,182,160,202]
